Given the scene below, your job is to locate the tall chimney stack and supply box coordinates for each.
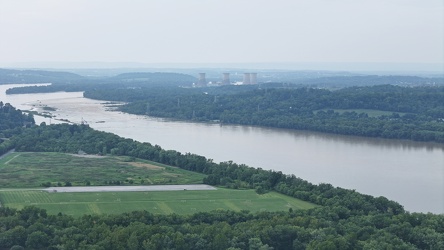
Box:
[222,73,230,85]
[250,73,257,84]
[243,73,251,85]
[197,73,207,87]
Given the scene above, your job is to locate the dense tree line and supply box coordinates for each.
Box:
[84,84,444,143]
[0,102,34,156]
[0,205,443,250]
[0,102,34,131]
[300,75,444,88]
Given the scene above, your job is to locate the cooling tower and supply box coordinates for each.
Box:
[197,73,207,87]
[243,73,251,85]
[222,73,230,85]
[250,73,257,84]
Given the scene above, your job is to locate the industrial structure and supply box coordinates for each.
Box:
[197,73,207,87]
[194,72,257,87]
[250,73,257,85]
[243,73,251,85]
[222,73,230,85]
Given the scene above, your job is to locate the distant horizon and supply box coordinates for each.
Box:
[1,61,443,75]
[2,1,442,76]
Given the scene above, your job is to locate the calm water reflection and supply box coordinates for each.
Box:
[1,84,443,214]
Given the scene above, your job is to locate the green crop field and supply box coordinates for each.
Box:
[0,188,316,216]
[0,152,317,216]
[0,152,205,188]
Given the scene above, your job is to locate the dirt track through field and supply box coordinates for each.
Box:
[0,149,15,160]
[4,153,20,164]
[43,184,216,193]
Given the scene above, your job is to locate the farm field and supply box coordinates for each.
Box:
[0,152,205,188]
[0,152,317,217]
[0,188,317,216]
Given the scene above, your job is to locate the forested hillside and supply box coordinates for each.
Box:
[0,102,34,155]
[84,85,444,143]
[301,75,443,88]
[2,69,197,94]
[0,102,34,130]
[0,206,443,249]
[0,68,85,84]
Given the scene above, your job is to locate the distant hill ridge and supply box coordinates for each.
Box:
[0,68,85,84]
[113,72,196,79]
[0,68,197,86]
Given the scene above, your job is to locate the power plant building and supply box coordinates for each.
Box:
[242,73,257,85]
[195,72,257,86]
[250,73,257,85]
[196,73,207,87]
[222,73,230,85]
[243,73,251,85]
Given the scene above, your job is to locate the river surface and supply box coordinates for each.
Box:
[1,84,443,214]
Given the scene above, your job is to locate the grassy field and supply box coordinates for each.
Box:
[317,109,406,117]
[0,188,317,216]
[0,152,317,216]
[0,152,205,188]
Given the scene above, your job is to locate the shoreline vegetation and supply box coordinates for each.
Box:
[109,85,444,144]
[1,70,444,248]
[3,69,444,143]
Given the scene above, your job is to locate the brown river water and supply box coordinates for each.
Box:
[1,84,443,214]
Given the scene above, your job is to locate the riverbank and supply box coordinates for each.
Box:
[1,84,443,213]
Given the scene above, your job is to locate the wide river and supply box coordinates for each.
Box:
[1,84,443,214]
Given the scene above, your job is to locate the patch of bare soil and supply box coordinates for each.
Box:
[124,162,165,170]
[69,154,106,159]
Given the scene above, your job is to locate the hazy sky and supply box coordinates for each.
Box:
[0,0,443,69]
